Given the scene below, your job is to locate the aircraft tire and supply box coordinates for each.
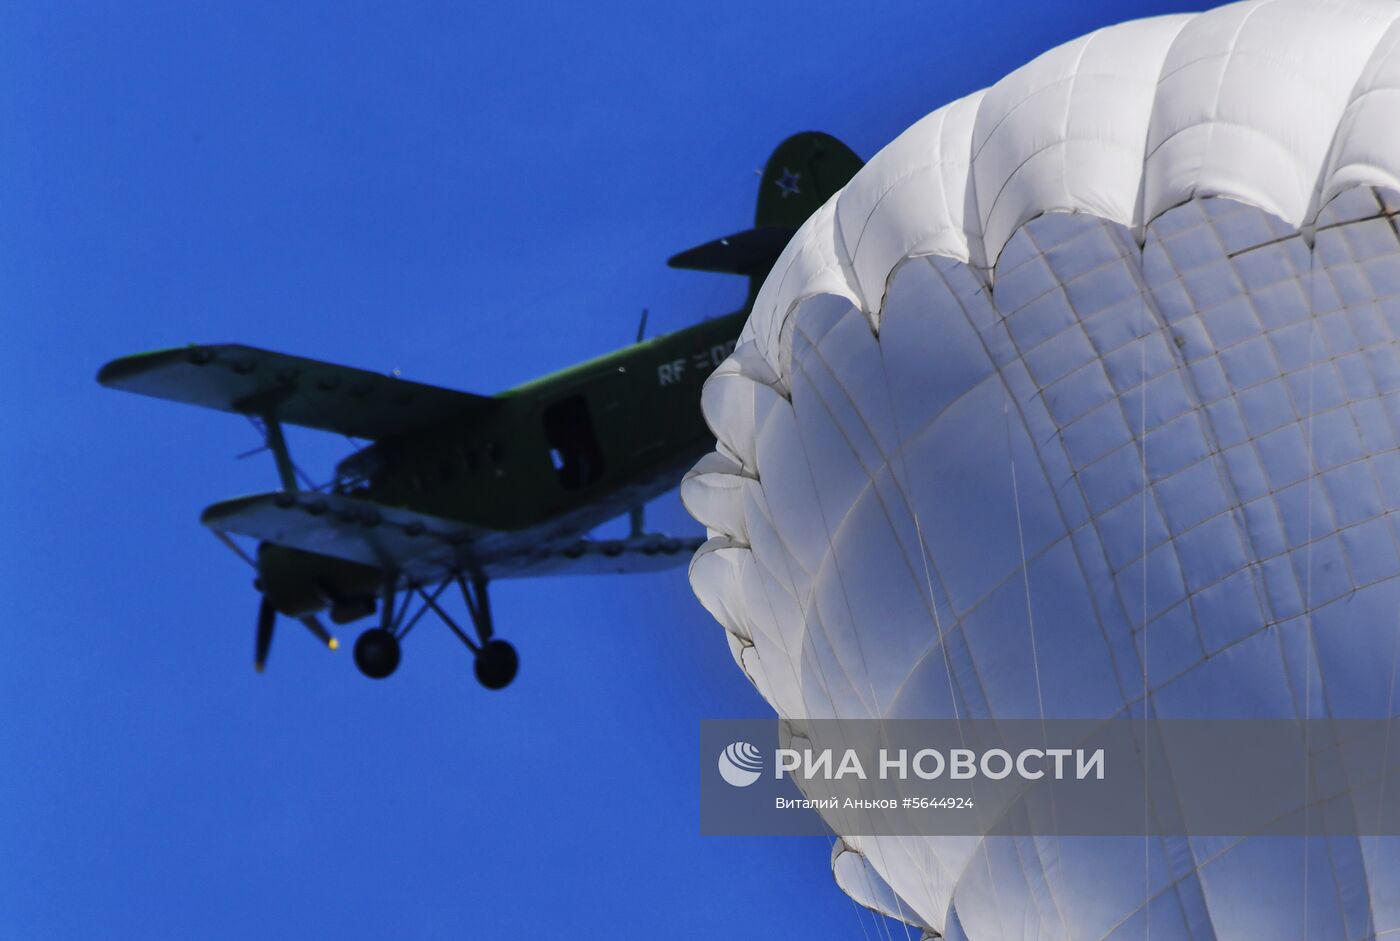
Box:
[353,628,401,679]
[474,639,518,690]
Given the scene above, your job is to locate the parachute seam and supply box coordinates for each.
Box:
[750,475,849,710]
[790,308,1047,930]
[1356,190,1400,941]
[978,137,1151,268]
[851,171,974,318]
[1058,27,1097,232]
[1301,220,1355,940]
[1307,8,1400,226]
[968,50,1114,168]
[915,251,1104,933]
[1004,227,1113,937]
[776,347,892,719]
[871,260,1017,930]
[1135,213,1271,654]
[1147,122,1311,220]
[978,228,1147,710]
[786,316,955,716]
[744,413,931,933]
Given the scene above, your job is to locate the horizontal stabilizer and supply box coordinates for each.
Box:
[666,226,796,276]
[203,491,702,581]
[665,133,862,293]
[98,344,496,440]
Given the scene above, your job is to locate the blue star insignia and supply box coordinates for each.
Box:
[775,167,801,198]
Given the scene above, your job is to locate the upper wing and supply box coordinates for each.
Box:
[203,491,702,581]
[98,343,497,439]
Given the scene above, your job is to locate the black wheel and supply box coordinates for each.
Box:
[353,628,401,679]
[474,639,518,690]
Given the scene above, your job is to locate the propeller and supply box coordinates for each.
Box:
[253,595,338,673]
[255,595,276,673]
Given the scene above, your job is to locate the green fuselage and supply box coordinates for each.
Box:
[340,309,748,532]
[96,130,865,641]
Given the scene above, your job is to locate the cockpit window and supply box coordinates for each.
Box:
[333,445,382,494]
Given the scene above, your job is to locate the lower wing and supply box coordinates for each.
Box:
[202,491,702,581]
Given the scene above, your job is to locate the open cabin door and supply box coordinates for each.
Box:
[540,368,631,493]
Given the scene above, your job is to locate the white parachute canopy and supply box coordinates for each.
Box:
[684,0,1400,936]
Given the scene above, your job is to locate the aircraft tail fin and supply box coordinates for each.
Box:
[750,131,863,231]
[666,131,863,298]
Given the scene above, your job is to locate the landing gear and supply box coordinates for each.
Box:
[354,570,517,689]
[456,573,517,691]
[354,578,405,679]
[474,639,518,690]
[353,628,401,679]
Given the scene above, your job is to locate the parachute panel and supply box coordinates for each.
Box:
[687,2,1400,933]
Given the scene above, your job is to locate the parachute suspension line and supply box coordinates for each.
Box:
[878,266,964,724]
[910,259,1010,938]
[1302,231,1319,940]
[1003,386,1073,940]
[741,409,865,724]
[802,361,920,941]
[851,850,899,941]
[862,838,916,941]
[831,837,878,941]
[735,381,898,941]
[874,259,1014,938]
[1367,186,1400,941]
[872,271,979,919]
[737,415,898,937]
[994,240,1048,743]
[752,570,893,941]
[784,325,890,722]
[1122,224,1200,936]
[747,562,885,941]
[1097,224,1175,936]
[1020,231,1088,940]
[1003,397,1049,725]
[779,324,926,940]
[733,411,841,719]
[1370,603,1400,937]
[1141,242,1151,941]
[903,459,960,722]
[754,526,842,726]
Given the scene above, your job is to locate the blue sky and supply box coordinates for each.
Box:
[1,1,1201,937]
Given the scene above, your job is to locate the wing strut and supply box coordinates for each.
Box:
[263,417,298,493]
[457,573,494,644]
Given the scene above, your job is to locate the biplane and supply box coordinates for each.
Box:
[97,132,862,687]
